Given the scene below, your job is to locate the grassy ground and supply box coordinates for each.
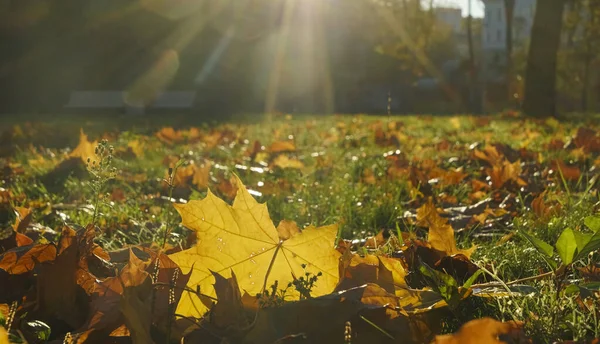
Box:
[1,112,599,342]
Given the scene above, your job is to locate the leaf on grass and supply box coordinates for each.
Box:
[36,225,97,328]
[77,249,152,341]
[531,191,561,220]
[12,206,31,233]
[487,160,527,189]
[268,140,296,153]
[0,244,56,274]
[169,175,340,317]
[432,317,528,344]
[272,155,305,170]
[192,160,212,190]
[550,160,581,181]
[336,254,408,295]
[416,199,475,258]
[0,208,33,254]
[573,127,600,153]
[69,129,98,164]
[118,252,154,344]
[210,271,249,331]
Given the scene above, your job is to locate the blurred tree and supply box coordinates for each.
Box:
[523,0,566,117]
[559,0,600,111]
[504,0,515,106]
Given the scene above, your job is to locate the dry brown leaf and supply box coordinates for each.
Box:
[12,206,31,233]
[36,225,97,328]
[432,317,528,344]
[0,244,56,274]
[416,199,476,258]
[268,140,296,153]
[531,191,561,220]
[272,155,305,170]
[210,271,249,331]
[276,220,300,241]
[473,146,502,166]
[192,161,211,189]
[573,127,600,153]
[550,160,581,181]
[119,252,154,344]
[362,168,377,185]
[336,254,408,295]
[487,160,527,189]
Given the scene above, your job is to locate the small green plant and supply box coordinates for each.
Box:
[418,260,483,310]
[86,139,117,225]
[519,214,600,277]
[291,264,323,300]
[517,214,600,337]
[257,280,290,308]
[161,159,184,249]
[257,266,323,306]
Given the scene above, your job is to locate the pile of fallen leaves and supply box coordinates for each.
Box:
[1,177,531,343]
[0,114,599,343]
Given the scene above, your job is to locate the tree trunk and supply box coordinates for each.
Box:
[504,0,515,106]
[466,0,477,112]
[522,0,566,117]
[582,54,592,111]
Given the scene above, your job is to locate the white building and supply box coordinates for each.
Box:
[481,0,536,81]
[435,7,463,34]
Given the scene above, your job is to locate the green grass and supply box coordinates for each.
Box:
[1,112,599,342]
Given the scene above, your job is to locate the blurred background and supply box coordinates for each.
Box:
[0,0,596,115]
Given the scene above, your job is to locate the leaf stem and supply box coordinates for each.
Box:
[262,241,283,293]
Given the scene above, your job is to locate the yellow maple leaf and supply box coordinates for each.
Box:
[169,176,340,317]
[69,129,97,164]
[272,155,305,169]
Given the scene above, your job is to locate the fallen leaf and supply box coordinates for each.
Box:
[192,161,212,190]
[487,160,526,189]
[268,141,296,153]
[209,271,249,332]
[573,127,600,153]
[169,176,340,317]
[336,254,407,295]
[13,206,31,233]
[531,191,561,220]
[432,317,528,344]
[550,160,581,181]
[118,252,155,344]
[0,244,56,274]
[276,220,300,241]
[416,199,476,258]
[0,327,7,344]
[272,155,305,170]
[69,129,97,164]
[127,139,145,157]
[35,225,97,328]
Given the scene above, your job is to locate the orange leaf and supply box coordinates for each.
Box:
[69,129,97,164]
[432,318,528,344]
[268,140,296,153]
[416,199,475,258]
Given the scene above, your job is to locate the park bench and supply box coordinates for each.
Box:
[64,91,196,114]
